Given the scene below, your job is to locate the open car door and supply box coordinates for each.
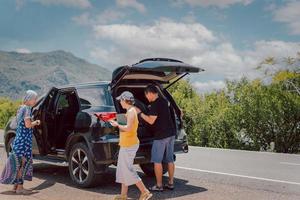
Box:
[32,87,59,155]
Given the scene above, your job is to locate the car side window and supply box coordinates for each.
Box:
[57,94,69,110]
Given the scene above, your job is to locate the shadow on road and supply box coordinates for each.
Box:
[31,163,207,199]
[0,190,39,196]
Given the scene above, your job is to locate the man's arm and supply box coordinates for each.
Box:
[135,107,157,125]
[140,113,157,125]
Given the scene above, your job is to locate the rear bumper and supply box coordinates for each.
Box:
[90,138,189,165]
[174,139,189,154]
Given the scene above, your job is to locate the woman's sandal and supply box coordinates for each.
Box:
[139,190,153,200]
[16,189,33,195]
[12,185,17,193]
[113,195,127,200]
[149,185,163,192]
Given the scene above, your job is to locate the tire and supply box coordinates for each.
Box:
[6,136,15,157]
[140,163,168,177]
[68,143,99,188]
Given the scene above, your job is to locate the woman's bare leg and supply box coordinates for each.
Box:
[121,184,128,196]
[135,180,147,193]
[16,157,26,190]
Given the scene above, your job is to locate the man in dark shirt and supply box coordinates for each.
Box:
[136,84,176,191]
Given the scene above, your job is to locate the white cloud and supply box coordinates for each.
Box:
[89,19,300,93]
[245,40,300,60]
[264,2,277,12]
[192,40,300,80]
[72,12,91,26]
[72,9,125,26]
[33,0,92,9]
[116,0,146,13]
[193,80,226,93]
[272,1,300,35]
[181,12,197,23]
[15,48,31,53]
[93,19,216,48]
[170,0,253,8]
[91,19,216,66]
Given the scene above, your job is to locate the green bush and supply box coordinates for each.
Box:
[168,70,300,153]
[0,98,20,129]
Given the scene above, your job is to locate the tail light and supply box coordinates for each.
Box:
[94,112,117,122]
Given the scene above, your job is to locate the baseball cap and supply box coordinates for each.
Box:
[116,91,135,101]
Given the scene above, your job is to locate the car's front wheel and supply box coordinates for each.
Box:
[140,163,168,177]
[68,142,99,188]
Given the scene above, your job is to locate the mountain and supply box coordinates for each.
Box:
[0,50,112,99]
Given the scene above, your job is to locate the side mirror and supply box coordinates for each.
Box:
[74,112,91,133]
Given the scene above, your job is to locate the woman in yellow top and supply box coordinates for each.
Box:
[110,91,152,200]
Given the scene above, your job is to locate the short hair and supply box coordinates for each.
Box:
[144,84,158,94]
[124,99,134,105]
[23,90,38,104]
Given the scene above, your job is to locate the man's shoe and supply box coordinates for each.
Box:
[163,183,174,190]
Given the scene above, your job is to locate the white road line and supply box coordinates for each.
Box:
[176,166,300,186]
[280,162,300,166]
[189,146,300,157]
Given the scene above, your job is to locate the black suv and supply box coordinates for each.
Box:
[4,58,202,187]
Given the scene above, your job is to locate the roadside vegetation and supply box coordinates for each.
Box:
[0,55,299,153]
[168,55,300,153]
[0,98,20,130]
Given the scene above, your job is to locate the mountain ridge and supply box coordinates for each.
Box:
[0,50,112,99]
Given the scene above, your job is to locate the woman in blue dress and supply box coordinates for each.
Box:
[0,90,40,194]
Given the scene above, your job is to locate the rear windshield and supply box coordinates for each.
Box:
[76,85,113,108]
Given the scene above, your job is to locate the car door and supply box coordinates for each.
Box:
[33,87,59,155]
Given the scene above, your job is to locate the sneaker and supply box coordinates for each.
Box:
[139,190,153,200]
[113,195,127,200]
[149,185,163,192]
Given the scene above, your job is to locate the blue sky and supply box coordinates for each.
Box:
[1,0,300,92]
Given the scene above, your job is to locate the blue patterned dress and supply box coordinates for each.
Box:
[0,105,33,185]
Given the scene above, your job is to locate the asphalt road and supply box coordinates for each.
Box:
[0,131,300,199]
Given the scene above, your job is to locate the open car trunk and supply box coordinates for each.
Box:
[111,58,203,89]
[111,58,203,142]
[113,84,180,143]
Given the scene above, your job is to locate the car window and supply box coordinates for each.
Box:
[76,86,108,107]
[45,89,58,111]
[57,94,69,109]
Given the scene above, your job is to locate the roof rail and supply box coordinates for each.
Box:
[138,58,183,63]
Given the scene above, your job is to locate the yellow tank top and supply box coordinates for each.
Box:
[119,107,140,147]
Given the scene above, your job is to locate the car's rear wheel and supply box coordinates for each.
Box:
[68,143,99,188]
[140,163,168,177]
